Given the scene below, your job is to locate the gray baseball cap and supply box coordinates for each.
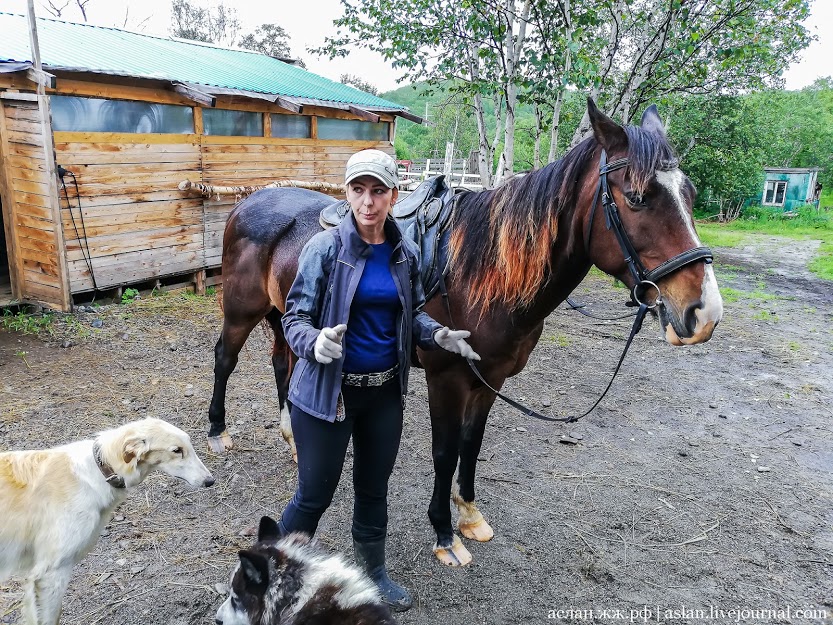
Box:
[344,149,399,188]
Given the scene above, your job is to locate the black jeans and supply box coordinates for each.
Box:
[279,379,403,542]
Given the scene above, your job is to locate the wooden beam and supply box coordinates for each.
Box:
[172,82,216,107]
[393,110,425,124]
[0,92,39,102]
[348,106,381,123]
[25,67,56,90]
[275,97,302,114]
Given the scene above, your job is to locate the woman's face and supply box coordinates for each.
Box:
[345,175,399,233]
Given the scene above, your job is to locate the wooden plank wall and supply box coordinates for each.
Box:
[0,97,67,306]
[53,132,204,292]
[201,137,394,267]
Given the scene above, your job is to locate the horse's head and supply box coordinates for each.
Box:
[585,99,722,345]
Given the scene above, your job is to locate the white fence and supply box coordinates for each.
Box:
[398,158,482,190]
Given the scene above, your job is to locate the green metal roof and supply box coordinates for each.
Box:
[0,12,404,111]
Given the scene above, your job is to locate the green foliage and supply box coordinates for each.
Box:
[1,310,55,335]
[340,74,379,96]
[666,79,833,215]
[121,288,140,304]
[727,205,833,236]
[170,0,241,45]
[238,24,293,59]
[170,1,299,63]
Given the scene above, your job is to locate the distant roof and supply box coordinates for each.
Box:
[764,167,821,174]
[0,12,406,113]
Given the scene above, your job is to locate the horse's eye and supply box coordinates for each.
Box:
[172,446,183,455]
[625,192,646,210]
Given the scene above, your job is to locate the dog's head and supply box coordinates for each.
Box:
[102,418,214,488]
[216,517,309,625]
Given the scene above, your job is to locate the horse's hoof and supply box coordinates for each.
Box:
[459,518,494,542]
[433,535,472,567]
[208,431,234,453]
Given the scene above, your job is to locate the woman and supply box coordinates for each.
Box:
[279,149,479,612]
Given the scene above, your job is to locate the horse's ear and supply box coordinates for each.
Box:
[587,98,628,154]
[640,104,666,135]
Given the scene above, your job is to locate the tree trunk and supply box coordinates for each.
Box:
[571,0,623,147]
[548,0,571,163]
[491,93,503,185]
[533,104,543,169]
[497,0,531,182]
[466,42,494,188]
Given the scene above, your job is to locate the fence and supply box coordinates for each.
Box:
[398,158,482,190]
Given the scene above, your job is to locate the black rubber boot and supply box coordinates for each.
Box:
[353,539,413,612]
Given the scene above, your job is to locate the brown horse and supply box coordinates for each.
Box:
[207,100,723,567]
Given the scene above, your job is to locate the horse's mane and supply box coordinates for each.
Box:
[448,125,678,312]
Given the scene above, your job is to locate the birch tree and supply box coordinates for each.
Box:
[570,0,813,145]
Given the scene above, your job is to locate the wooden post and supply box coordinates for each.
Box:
[26,0,72,310]
[195,269,206,295]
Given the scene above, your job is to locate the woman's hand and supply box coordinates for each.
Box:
[314,324,347,364]
[434,327,481,361]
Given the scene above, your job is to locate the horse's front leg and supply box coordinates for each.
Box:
[454,389,498,542]
[427,375,472,566]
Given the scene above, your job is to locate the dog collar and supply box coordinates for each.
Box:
[93,441,126,489]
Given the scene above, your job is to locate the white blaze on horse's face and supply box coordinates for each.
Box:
[654,169,723,346]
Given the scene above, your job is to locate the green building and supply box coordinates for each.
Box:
[760,167,821,212]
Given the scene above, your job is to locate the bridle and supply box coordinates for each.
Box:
[587,150,714,310]
[453,149,714,423]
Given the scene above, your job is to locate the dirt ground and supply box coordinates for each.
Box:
[1,235,832,625]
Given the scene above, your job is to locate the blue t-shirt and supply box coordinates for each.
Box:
[343,241,401,373]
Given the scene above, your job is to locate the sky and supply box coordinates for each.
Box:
[0,0,830,93]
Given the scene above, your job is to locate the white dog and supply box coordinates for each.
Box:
[0,417,215,625]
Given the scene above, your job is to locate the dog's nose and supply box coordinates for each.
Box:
[204,475,216,487]
[215,619,223,625]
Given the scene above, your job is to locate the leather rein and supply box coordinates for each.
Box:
[443,149,714,424]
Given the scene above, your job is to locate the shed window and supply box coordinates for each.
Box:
[763,180,787,207]
[203,109,263,136]
[317,117,390,141]
[51,96,194,133]
[271,114,311,138]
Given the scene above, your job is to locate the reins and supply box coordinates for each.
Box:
[440,149,714,424]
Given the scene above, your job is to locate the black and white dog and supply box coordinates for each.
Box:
[215,517,399,625]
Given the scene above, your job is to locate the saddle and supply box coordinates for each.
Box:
[319,176,455,299]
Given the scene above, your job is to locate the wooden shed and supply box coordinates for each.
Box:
[0,12,419,310]
[760,167,821,212]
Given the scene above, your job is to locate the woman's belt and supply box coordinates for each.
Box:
[341,365,398,387]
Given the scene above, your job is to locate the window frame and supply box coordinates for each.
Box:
[763,180,788,207]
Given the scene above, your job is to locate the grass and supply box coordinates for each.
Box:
[698,205,833,280]
[697,225,748,248]
[808,241,833,280]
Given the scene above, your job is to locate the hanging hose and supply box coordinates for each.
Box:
[58,166,97,291]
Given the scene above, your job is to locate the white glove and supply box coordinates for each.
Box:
[434,327,481,361]
[314,324,347,364]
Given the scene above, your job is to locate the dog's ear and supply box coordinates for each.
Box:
[239,550,269,591]
[122,435,149,465]
[258,516,281,543]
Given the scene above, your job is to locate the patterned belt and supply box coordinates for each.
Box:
[341,365,398,387]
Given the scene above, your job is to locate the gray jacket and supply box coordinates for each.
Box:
[283,213,442,422]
